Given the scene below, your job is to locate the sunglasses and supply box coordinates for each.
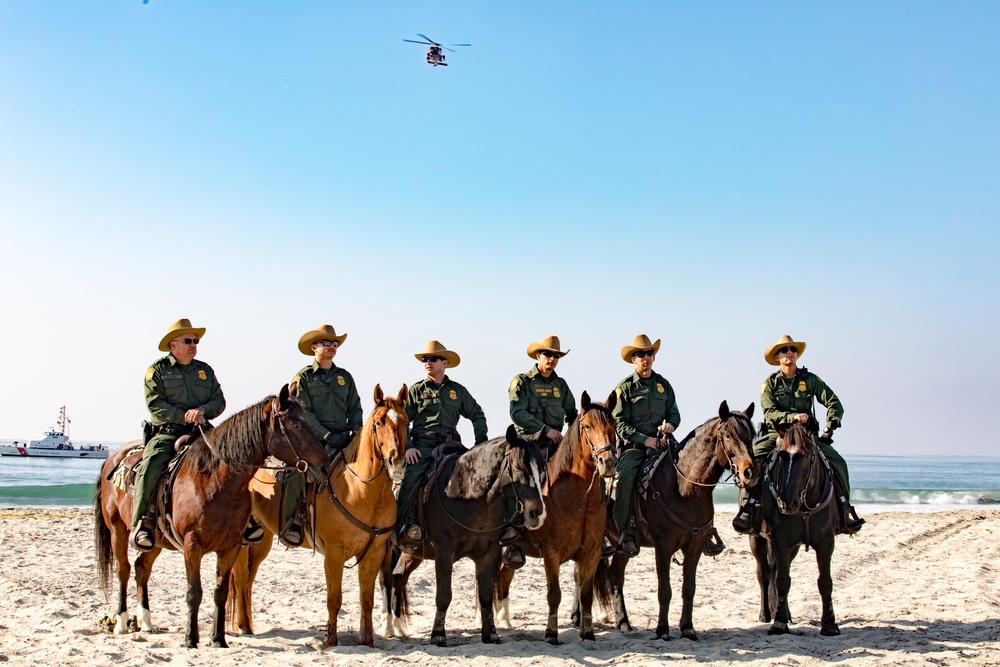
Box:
[631,349,655,359]
[316,340,339,348]
[176,338,200,345]
[778,346,799,354]
[540,351,562,359]
[421,356,444,363]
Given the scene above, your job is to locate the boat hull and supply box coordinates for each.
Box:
[0,445,109,459]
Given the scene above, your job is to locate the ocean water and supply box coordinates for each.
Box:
[1,451,998,511]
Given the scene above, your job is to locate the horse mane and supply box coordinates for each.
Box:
[776,421,816,457]
[187,396,274,473]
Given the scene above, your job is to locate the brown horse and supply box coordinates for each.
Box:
[493,391,618,644]
[602,401,757,640]
[94,385,330,648]
[751,420,841,636]
[228,384,408,647]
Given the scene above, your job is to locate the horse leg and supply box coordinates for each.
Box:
[652,545,674,641]
[209,547,240,648]
[379,547,396,638]
[133,549,161,633]
[678,546,702,641]
[575,557,599,641]
[183,540,205,648]
[767,536,794,635]
[750,535,771,623]
[110,519,132,634]
[230,532,274,635]
[608,553,633,632]
[476,553,501,644]
[494,564,515,630]
[390,552,421,638]
[356,540,388,647]
[323,551,346,647]
[542,551,563,645]
[431,553,454,646]
[816,538,840,636]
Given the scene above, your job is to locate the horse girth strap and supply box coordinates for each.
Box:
[322,483,393,565]
[649,489,714,536]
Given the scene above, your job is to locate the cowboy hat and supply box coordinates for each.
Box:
[764,335,806,365]
[298,324,348,356]
[620,334,661,363]
[158,318,207,352]
[526,335,570,359]
[414,340,460,368]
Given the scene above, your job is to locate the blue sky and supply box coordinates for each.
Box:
[1,2,997,456]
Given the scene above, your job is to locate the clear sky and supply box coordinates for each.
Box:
[2,2,997,456]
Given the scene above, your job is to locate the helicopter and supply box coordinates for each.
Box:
[403,34,470,67]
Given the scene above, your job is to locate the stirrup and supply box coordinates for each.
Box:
[499,526,519,545]
[703,529,725,556]
[280,523,303,547]
[501,545,525,569]
[601,535,616,559]
[403,523,423,543]
[243,518,264,544]
[619,536,640,558]
[732,500,758,535]
[840,504,865,535]
[130,526,154,552]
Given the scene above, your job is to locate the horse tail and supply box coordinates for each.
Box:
[592,556,614,613]
[94,473,113,597]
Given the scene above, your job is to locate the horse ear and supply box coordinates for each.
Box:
[745,402,755,420]
[719,400,731,421]
[776,422,790,436]
[606,390,617,412]
[373,384,384,406]
[505,424,519,446]
[289,382,299,399]
[397,384,408,406]
[278,384,291,410]
[581,390,592,410]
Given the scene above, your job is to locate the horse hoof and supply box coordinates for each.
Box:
[768,623,789,635]
[323,638,338,647]
[821,624,841,637]
[484,633,501,644]
[210,639,228,648]
[655,632,672,641]
[545,635,561,646]
[581,631,596,642]
[618,621,634,633]
[759,612,770,623]
[185,640,198,649]
[681,628,699,641]
[430,635,447,647]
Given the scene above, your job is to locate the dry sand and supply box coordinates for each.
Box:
[1,508,998,666]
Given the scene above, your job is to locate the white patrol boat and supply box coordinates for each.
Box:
[0,406,109,459]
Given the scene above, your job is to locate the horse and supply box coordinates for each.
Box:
[382,424,547,646]
[493,390,618,644]
[750,420,841,636]
[94,385,330,648]
[601,401,757,640]
[228,384,408,647]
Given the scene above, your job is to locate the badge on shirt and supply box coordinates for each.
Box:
[553,388,561,398]
[198,370,208,380]
[657,383,665,394]
[449,390,458,400]
[798,381,807,392]
[338,376,346,386]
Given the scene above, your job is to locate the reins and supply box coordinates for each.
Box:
[543,414,613,517]
[434,447,537,534]
[765,434,835,550]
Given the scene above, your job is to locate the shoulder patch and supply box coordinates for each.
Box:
[509,377,520,393]
[761,381,768,394]
[145,367,155,383]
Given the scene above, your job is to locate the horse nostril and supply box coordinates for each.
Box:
[744,468,752,478]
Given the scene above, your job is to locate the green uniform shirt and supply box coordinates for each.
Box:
[291,361,363,440]
[761,368,843,433]
[406,375,488,448]
[612,370,681,448]
[508,365,578,436]
[144,354,225,426]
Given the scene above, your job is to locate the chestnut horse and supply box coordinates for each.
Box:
[494,390,618,644]
[751,420,841,636]
[94,386,330,648]
[602,401,757,640]
[228,384,408,647]
[383,425,547,646]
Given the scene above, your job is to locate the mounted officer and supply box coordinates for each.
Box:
[131,319,225,552]
[733,335,865,535]
[278,324,363,546]
[396,340,489,552]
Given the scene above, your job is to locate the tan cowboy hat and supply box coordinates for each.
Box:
[526,335,570,359]
[414,340,460,368]
[764,334,807,365]
[158,318,206,352]
[298,324,348,356]
[620,334,661,363]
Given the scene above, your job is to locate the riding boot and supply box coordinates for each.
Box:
[702,526,725,556]
[618,514,640,558]
[833,478,865,535]
[243,515,264,544]
[279,498,307,547]
[500,526,525,569]
[733,483,762,535]
[130,505,157,552]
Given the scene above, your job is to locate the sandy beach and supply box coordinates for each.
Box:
[1,508,998,666]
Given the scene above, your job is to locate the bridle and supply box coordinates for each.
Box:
[544,410,615,517]
[767,435,834,518]
[668,415,754,490]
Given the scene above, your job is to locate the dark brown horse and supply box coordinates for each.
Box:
[228,384,408,647]
[383,425,547,646]
[94,386,330,648]
[602,401,757,640]
[493,391,618,644]
[751,420,841,636]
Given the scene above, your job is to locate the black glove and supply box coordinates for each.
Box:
[818,428,834,446]
[324,431,353,453]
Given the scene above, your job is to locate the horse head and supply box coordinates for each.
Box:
[717,400,758,488]
[771,420,820,514]
[369,383,408,482]
[265,384,330,484]
[503,424,547,531]
[580,390,618,479]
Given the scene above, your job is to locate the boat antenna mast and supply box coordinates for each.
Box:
[57,405,70,435]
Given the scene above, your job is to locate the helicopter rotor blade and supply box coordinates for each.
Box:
[417,34,441,46]
[403,39,433,45]
[445,44,471,47]
[443,47,457,53]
